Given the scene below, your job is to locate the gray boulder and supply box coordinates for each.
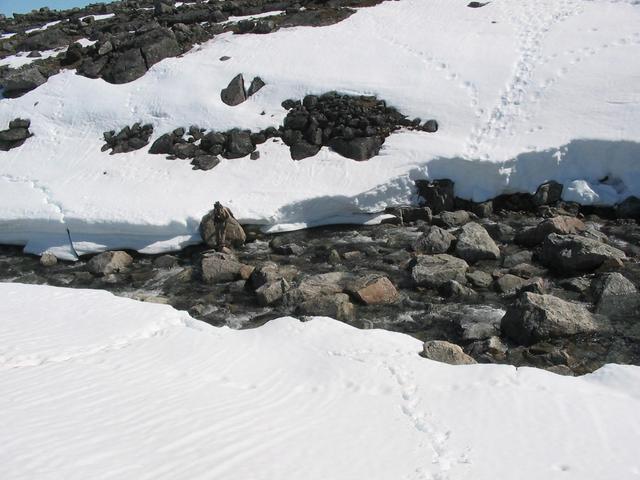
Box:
[515,216,586,246]
[221,74,247,106]
[413,226,454,254]
[247,76,265,96]
[102,49,148,84]
[415,179,455,214]
[200,251,244,283]
[501,292,600,345]
[540,234,626,273]
[533,181,563,206]
[455,222,500,263]
[256,279,290,306]
[422,340,476,365]
[591,273,639,317]
[435,210,472,228]
[297,293,355,322]
[224,130,254,158]
[411,254,469,288]
[2,67,46,98]
[87,251,133,275]
[39,252,58,267]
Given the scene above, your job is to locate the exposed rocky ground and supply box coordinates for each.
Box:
[0,0,387,97]
[2,179,639,376]
[0,117,32,150]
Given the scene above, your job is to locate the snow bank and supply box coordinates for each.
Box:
[0,282,639,479]
[1,0,640,257]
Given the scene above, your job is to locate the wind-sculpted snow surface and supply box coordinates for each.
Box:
[1,0,640,257]
[0,283,639,479]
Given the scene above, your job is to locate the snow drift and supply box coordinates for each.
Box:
[1,0,640,258]
[0,282,639,479]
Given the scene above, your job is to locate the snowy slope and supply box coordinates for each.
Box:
[0,282,639,479]
[1,0,640,258]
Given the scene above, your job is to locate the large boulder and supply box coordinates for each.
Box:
[533,181,563,206]
[2,66,46,98]
[87,251,133,275]
[501,292,600,345]
[591,273,639,317]
[346,275,399,305]
[199,209,246,248]
[221,74,246,106]
[413,226,454,254]
[455,222,500,263]
[297,293,355,322]
[224,130,254,158]
[515,216,586,246]
[138,28,182,67]
[422,340,476,365]
[285,272,351,305]
[101,48,148,84]
[256,279,290,306]
[411,254,469,288]
[200,251,244,283]
[540,234,626,273]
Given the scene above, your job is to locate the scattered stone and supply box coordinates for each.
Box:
[591,272,638,316]
[434,210,473,228]
[501,292,601,345]
[247,76,265,96]
[502,250,533,268]
[2,66,46,98]
[220,74,247,106]
[439,279,479,301]
[466,270,493,289]
[102,123,153,154]
[39,252,58,267]
[329,136,383,161]
[540,234,626,273]
[422,340,477,365]
[494,274,527,294]
[225,130,255,158]
[455,222,500,263]
[298,293,355,322]
[347,275,399,305]
[455,306,505,341]
[413,226,455,254]
[0,118,33,151]
[153,255,178,269]
[516,216,586,246]
[411,254,469,288]
[200,251,244,283]
[87,251,133,276]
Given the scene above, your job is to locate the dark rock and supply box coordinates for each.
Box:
[466,270,493,289]
[199,209,246,248]
[224,130,254,159]
[440,279,479,301]
[515,216,586,246]
[435,210,473,228]
[501,292,600,345]
[247,76,265,96]
[249,151,260,160]
[290,141,321,160]
[467,2,490,8]
[494,274,527,294]
[415,179,455,214]
[297,293,355,322]
[220,73,246,106]
[102,48,148,84]
[616,196,640,219]
[346,275,399,305]
[422,119,439,133]
[9,118,30,129]
[139,28,182,67]
[193,155,220,170]
[592,272,638,317]
[148,134,175,155]
[329,136,383,161]
[2,66,46,98]
[502,250,533,268]
[533,181,563,206]
[153,254,179,269]
[540,234,626,273]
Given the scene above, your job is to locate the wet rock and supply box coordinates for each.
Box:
[39,252,58,267]
[153,255,178,269]
[287,272,350,303]
[272,243,304,256]
[422,340,476,365]
[455,222,500,263]
[411,254,469,288]
[2,66,46,98]
[501,292,601,345]
[415,179,455,214]
[347,275,399,305]
[540,234,626,273]
[220,73,246,106]
[87,251,133,276]
[200,251,244,283]
[250,262,280,289]
[413,226,455,254]
[466,336,507,360]
[439,280,479,301]
[298,293,355,322]
[199,209,246,248]
[256,279,290,306]
[502,250,533,268]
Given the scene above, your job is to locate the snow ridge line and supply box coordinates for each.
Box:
[0,316,199,370]
[0,174,66,219]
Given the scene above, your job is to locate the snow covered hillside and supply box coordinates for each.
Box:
[1,0,640,258]
[0,282,638,479]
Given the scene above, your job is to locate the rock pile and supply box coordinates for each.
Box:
[220,73,265,106]
[0,118,33,151]
[102,123,153,154]
[280,92,438,160]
